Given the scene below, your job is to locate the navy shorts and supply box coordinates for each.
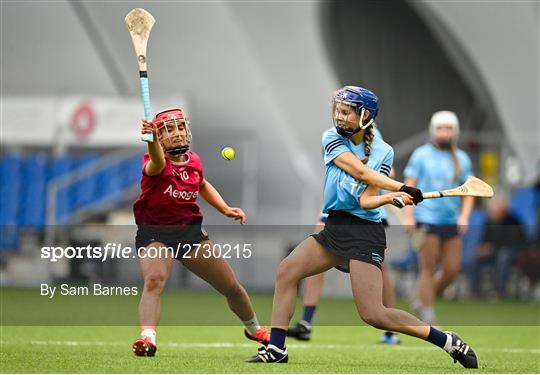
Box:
[417,222,459,239]
[135,222,210,260]
[312,210,386,271]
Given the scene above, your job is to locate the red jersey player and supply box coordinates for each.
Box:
[131,108,269,356]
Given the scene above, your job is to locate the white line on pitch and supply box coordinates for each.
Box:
[5,340,538,355]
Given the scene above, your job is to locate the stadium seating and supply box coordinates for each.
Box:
[0,154,23,249]
[0,151,141,251]
[20,153,49,229]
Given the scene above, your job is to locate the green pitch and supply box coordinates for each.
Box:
[1,288,539,373]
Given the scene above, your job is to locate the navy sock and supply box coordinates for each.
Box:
[426,327,447,349]
[269,328,287,350]
[302,305,317,324]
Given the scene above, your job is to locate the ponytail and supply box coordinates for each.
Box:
[360,126,375,164]
[450,144,461,181]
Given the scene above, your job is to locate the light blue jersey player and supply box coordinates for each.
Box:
[403,110,475,326]
[318,126,388,223]
[247,87,478,370]
[404,143,472,224]
[287,126,399,345]
[322,126,393,222]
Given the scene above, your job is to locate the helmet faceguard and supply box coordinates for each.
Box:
[152,108,192,155]
[332,86,379,138]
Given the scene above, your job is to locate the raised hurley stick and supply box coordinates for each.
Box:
[125,8,156,142]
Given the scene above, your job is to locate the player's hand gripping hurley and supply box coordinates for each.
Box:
[393,176,493,208]
[125,8,155,142]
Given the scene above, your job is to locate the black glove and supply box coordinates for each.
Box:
[399,185,423,204]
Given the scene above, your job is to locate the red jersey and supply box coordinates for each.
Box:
[133,151,204,225]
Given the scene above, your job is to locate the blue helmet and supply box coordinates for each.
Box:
[333,86,379,138]
[334,86,379,119]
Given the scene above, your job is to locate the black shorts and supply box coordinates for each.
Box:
[135,222,210,260]
[311,210,386,271]
[417,222,459,239]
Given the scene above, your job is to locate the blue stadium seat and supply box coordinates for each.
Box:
[0,153,22,225]
[51,154,73,222]
[20,153,49,228]
[50,153,72,178]
[73,153,98,208]
[92,162,119,207]
[0,153,23,250]
[120,155,142,188]
[1,152,141,246]
[127,155,142,185]
[108,162,124,199]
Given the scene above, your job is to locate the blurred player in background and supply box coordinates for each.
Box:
[288,131,400,345]
[246,87,478,368]
[132,108,269,356]
[403,111,474,324]
[469,198,527,298]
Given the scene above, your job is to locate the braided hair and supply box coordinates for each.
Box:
[449,144,462,182]
[360,125,376,164]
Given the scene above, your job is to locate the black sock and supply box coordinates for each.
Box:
[302,305,317,324]
[269,328,287,350]
[425,326,448,349]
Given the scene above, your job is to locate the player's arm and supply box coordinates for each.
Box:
[359,184,413,209]
[457,195,475,234]
[334,152,405,192]
[457,155,475,233]
[141,119,166,176]
[323,131,422,202]
[333,152,423,203]
[199,179,247,224]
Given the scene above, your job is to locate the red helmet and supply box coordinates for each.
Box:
[152,108,187,125]
[152,108,192,155]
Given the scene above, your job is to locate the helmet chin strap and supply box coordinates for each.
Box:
[336,124,360,138]
[358,108,374,130]
[159,119,191,156]
[165,145,189,155]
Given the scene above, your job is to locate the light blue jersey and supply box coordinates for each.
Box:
[374,128,387,221]
[322,127,393,222]
[404,143,473,224]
